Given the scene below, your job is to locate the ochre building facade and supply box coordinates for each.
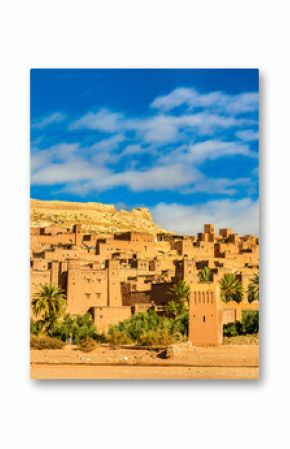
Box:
[30,223,259,339]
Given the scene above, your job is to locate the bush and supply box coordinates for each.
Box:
[108,309,188,346]
[108,310,170,341]
[30,319,45,335]
[243,311,259,334]
[223,311,259,337]
[170,311,189,337]
[49,313,97,343]
[138,329,176,347]
[223,322,239,337]
[77,337,98,352]
[30,335,65,350]
[166,300,186,319]
[107,330,134,345]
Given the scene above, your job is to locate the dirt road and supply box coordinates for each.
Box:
[31,364,258,379]
[30,344,259,379]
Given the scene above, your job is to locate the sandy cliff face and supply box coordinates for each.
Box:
[30,199,170,235]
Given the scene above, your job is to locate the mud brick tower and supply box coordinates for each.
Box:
[188,283,223,346]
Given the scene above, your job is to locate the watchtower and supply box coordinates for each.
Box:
[73,224,82,246]
[188,283,223,345]
[107,259,122,307]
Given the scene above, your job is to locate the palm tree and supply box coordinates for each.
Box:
[31,284,67,330]
[165,300,186,319]
[219,273,243,303]
[198,266,213,283]
[248,273,259,302]
[168,280,190,308]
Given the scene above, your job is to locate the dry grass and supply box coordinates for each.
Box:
[223,334,259,345]
[77,337,98,352]
[30,335,65,350]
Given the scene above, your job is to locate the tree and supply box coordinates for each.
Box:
[248,273,259,302]
[219,273,243,303]
[31,284,66,331]
[168,280,190,308]
[198,266,213,283]
[30,318,45,335]
[50,313,97,343]
[165,299,186,319]
[107,309,188,344]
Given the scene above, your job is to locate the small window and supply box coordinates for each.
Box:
[203,316,206,322]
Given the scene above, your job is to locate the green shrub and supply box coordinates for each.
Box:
[242,311,259,333]
[223,322,240,337]
[49,313,97,343]
[30,335,65,350]
[108,309,189,346]
[166,300,186,319]
[170,311,189,337]
[30,319,45,335]
[223,311,259,337]
[109,310,170,340]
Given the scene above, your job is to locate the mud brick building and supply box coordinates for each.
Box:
[30,223,259,339]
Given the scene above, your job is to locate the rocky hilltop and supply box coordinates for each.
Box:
[30,199,170,235]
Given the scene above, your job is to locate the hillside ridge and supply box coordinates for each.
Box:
[30,198,171,235]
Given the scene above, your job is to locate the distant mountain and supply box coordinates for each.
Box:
[30,199,171,235]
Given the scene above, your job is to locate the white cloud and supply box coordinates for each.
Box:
[121,144,144,156]
[46,160,251,198]
[134,113,245,143]
[185,176,250,196]
[151,198,259,236]
[31,85,258,200]
[68,107,249,144]
[151,87,258,115]
[187,140,256,162]
[30,143,78,170]
[31,112,66,129]
[69,109,123,132]
[31,139,255,196]
[236,129,259,142]
[31,157,106,185]
[151,88,220,111]
[91,134,125,151]
[227,93,258,115]
[159,140,256,167]
[79,164,200,193]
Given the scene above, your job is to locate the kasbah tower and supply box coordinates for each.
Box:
[30,201,259,345]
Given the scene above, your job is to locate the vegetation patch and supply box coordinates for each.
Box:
[223,311,259,337]
[108,308,188,347]
[220,273,243,303]
[138,329,176,347]
[49,313,97,343]
[77,337,98,352]
[107,330,134,346]
[223,334,259,345]
[30,335,65,350]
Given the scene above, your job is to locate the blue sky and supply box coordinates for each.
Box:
[30,69,259,235]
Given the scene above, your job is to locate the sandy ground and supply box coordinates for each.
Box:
[30,344,259,379]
